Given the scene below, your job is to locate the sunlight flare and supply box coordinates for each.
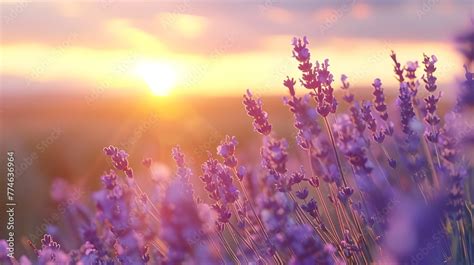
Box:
[135,61,177,96]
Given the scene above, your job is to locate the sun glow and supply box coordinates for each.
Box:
[135,61,178,96]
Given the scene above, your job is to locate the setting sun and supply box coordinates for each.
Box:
[135,61,177,96]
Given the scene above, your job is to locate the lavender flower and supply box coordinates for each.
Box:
[200,155,239,223]
[104,145,134,179]
[33,234,70,265]
[284,76,296,96]
[405,61,419,81]
[422,54,438,92]
[160,179,219,264]
[372,78,388,120]
[350,103,366,134]
[301,198,320,219]
[201,156,239,205]
[285,225,338,265]
[340,229,359,258]
[284,91,322,150]
[333,115,372,175]
[292,36,310,64]
[361,101,377,132]
[296,187,309,200]
[243,89,272,135]
[261,136,288,174]
[398,82,416,135]
[390,51,405,83]
[0,240,15,265]
[341,74,354,103]
[217,135,238,168]
[291,37,337,117]
[172,146,194,191]
[459,65,474,107]
[421,54,442,143]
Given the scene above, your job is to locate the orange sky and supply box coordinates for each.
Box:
[1,1,473,97]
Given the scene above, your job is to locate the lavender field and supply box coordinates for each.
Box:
[1,1,474,265]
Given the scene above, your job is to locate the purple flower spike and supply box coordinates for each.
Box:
[333,115,373,176]
[390,51,405,83]
[171,146,186,168]
[236,165,246,181]
[160,179,219,264]
[372,78,389,120]
[422,54,438,92]
[361,101,377,132]
[200,155,239,224]
[301,198,319,218]
[296,188,309,200]
[217,135,238,168]
[350,103,366,134]
[341,74,354,103]
[405,60,420,96]
[286,225,338,265]
[103,145,134,179]
[290,37,337,117]
[284,94,322,150]
[284,76,297,96]
[261,136,288,174]
[171,146,194,195]
[243,89,272,135]
[292,36,311,63]
[388,158,397,168]
[373,130,385,143]
[421,54,442,143]
[405,61,419,80]
[398,83,416,135]
[459,65,474,107]
[338,186,354,202]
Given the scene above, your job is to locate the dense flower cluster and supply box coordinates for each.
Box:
[2,36,473,265]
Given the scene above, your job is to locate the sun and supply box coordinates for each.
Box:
[135,61,177,96]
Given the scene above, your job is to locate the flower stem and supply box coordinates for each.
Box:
[324,116,348,187]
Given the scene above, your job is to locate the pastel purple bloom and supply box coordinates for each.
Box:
[236,165,246,181]
[291,36,310,63]
[243,89,272,135]
[361,101,377,132]
[340,74,354,103]
[296,187,309,200]
[284,93,322,150]
[398,82,416,135]
[103,145,134,179]
[422,54,438,92]
[286,225,338,265]
[291,37,337,117]
[160,179,219,264]
[390,51,405,83]
[283,76,297,96]
[372,78,389,120]
[217,135,238,168]
[459,65,474,108]
[301,198,319,218]
[261,136,288,174]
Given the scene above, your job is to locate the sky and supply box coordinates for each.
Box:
[1,0,473,97]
